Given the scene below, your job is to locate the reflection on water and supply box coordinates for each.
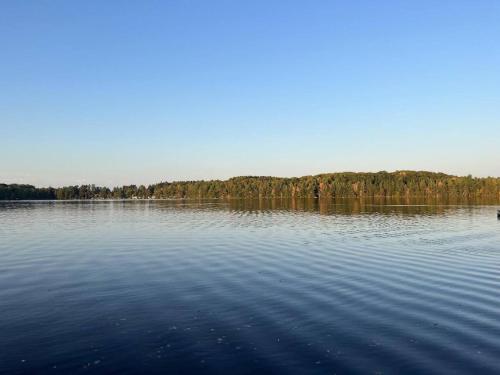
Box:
[226,197,500,215]
[1,200,500,374]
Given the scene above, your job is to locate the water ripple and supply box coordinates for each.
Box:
[1,200,499,374]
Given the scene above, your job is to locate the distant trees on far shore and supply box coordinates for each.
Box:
[2,171,500,200]
[0,184,56,200]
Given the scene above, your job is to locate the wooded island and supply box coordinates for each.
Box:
[1,171,500,200]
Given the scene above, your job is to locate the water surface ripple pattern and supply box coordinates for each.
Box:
[1,201,499,374]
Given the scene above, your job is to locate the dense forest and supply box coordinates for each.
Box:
[1,171,500,200]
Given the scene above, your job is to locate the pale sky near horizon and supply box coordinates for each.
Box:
[1,1,499,187]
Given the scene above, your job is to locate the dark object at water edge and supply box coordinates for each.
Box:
[498,210,500,219]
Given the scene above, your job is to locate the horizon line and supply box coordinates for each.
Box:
[3,170,499,189]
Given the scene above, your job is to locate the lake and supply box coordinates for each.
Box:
[1,200,500,374]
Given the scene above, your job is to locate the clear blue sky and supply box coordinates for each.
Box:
[1,0,499,187]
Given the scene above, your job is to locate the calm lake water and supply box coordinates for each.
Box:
[1,200,500,374]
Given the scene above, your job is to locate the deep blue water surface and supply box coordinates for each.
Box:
[1,200,500,374]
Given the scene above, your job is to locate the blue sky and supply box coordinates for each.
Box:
[1,0,499,187]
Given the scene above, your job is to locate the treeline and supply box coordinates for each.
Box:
[0,184,56,200]
[2,171,500,200]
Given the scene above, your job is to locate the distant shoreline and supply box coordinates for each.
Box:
[1,195,500,201]
[2,171,500,201]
